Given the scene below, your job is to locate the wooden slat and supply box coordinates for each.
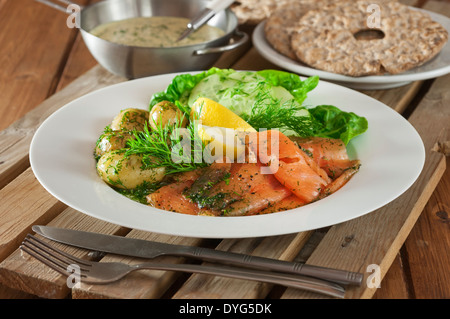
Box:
[232,47,281,71]
[172,232,311,299]
[55,33,98,91]
[0,135,30,190]
[0,208,126,299]
[0,66,124,192]
[0,168,65,262]
[0,0,7,11]
[404,157,450,298]
[398,0,450,298]
[373,253,412,299]
[72,230,206,299]
[0,284,37,299]
[0,0,90,132]
[361,81,425,114]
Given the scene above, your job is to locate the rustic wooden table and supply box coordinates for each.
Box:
[0,0,448,300]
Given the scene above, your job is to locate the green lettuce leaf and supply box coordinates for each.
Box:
[256,70,319,105]
[310,105,368,145]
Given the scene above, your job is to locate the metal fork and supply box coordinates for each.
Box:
[20,234,346,298]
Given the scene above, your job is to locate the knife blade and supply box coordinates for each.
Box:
[32,225,363,286]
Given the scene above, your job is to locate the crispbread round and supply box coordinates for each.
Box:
[290,1,448,76]
[264,1,326,60]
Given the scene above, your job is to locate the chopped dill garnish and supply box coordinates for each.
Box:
[242,90,317,137]
[116,180,163,204]
[125,117,208,175]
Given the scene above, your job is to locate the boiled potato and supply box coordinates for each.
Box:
[110,108,149,131]
[149,101,188,130]
[96,150,166,189]
[94,130,134,159]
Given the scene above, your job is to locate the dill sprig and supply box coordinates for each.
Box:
[125,118,208,175]
[243,91,317,137]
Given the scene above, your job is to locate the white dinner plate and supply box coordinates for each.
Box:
[253,9,450,90]
[29,72,425,238]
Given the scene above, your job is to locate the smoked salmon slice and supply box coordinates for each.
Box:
[146,168,204,215]
[146,179,201,215]
[248,130,329,203]
[290,136,356,179]
[222,172,291,216]
[318,160,361,199]
[194,162,267,211]
[183,162,232,205]
[258,195,306,215]
[182,161,291,216]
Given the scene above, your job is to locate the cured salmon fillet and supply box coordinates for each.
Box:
[196,163,266,211]
[163,161,292,216]
[291,136,356,179]
[222,172,291,216]
[318,160,361,199]
[258,195,306,215]
[146,179,200,215]
[248,130,329,203]
[146,168,204,215]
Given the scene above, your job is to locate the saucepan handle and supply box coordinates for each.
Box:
[194,30,249,55]
[34,0,84,13]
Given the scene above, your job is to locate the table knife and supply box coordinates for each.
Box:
[32,225,363,286]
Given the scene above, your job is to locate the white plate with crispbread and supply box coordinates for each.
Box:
[253,8,450,90]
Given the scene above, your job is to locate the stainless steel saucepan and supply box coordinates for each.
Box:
[36,0,248,78]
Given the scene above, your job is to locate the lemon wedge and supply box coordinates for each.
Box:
[191,97,256,132]
[191,97,256,161]
[198,124,252,162]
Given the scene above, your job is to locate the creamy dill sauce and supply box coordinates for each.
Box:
[90,16,225,47]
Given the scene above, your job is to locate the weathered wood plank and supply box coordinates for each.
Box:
[0,0,90,132]
[172,232,311,299]
[404,158,450,298]
[400,0,450,299]
[0,66,125,191]
[232,47,281,71]
[0,134,30,190]
[0,0,7,12]
[373,253,413,299]
[0,283,38,299]
[55,33,98,91]
[361,81,425,113]
[0,168,66,262]
[0,208,126,299]
[72,230,206,299]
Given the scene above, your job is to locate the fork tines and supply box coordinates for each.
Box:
[20,234,91,278]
